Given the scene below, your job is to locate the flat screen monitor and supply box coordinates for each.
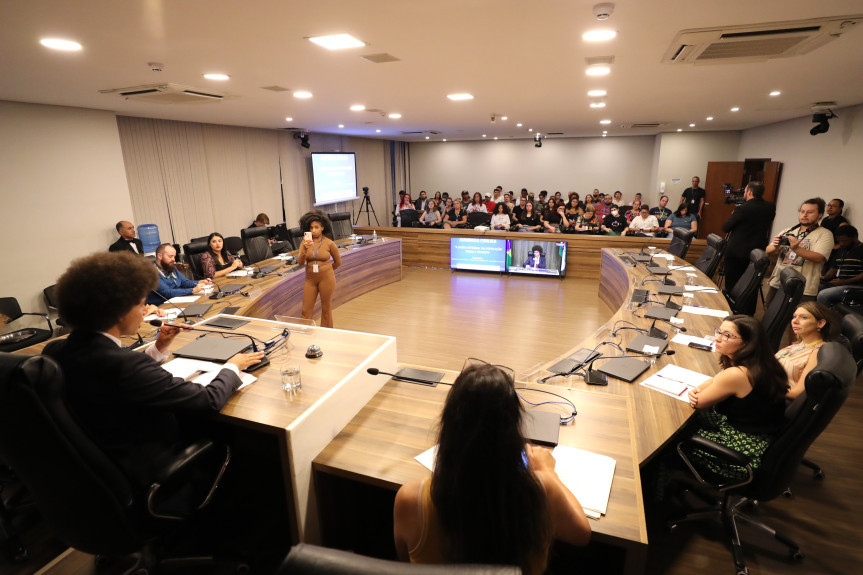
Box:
[450,237,508,272]
[311,152,358,206]
[506,239,567,278]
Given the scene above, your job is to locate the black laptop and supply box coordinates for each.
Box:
[625,334,669,354]
[171,337,251,362]
[657,284,684,295]
[596,357,651,383]
[548,348,601,375]
[644,306,678,321]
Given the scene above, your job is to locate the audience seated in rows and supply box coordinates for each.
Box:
[664,203,697,237]
[775,302,831,400]
[818,225,863,307]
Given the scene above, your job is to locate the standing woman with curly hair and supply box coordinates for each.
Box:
[297,210,342,328]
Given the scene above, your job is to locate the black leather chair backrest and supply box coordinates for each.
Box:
[748,343,855,501]
[0,353,143,555]
[241,226,273,264]
[761,267,806,352]
[400,209,419,228]
[278,543,522,575]
[289,227,304,249]
[0,298,23,322]
[329,212,353,240]
[182,241,209,280]
[694,233,726,279]
[190,236,209,244]
[835,312,863,374]
[467,212,492,227]
[667,227,694,258]
[271,225,294,250]
[224,236,243,256]
[724,249,769,315]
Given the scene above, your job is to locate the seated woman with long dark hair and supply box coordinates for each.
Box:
[394,362,590,574]
[200,232,243,279]
[686,315,788,480]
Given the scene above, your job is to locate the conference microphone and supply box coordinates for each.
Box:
[148,319,270,371]
[640,269,676,286]
[583,350,676,386]
[367,368,439,387]
[149,290,192,324]
[209,282,227,300]
[650,317,687,333]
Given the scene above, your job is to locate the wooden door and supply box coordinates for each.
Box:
[701,162,745,239]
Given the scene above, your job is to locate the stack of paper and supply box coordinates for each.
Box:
[162,357,257,389]
[640,364,711,401]
[681,305,729,318]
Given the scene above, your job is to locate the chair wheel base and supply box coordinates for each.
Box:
[793,550,805,561]
[782,488,793,498]
[813,470,825,480]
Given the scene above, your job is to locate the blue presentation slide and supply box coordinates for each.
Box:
[450,237,507,272]
[312,153,358,206]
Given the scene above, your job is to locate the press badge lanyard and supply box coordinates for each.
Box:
[311,238,322,273]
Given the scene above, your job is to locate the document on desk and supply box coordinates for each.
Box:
[681,305,729,318]
[144,308,181,322]
[683,285,718,294]
[226,270,251,277]
[162,358,257,389]
[166,295,200,304]
[552,445,615,519]
[640,364,711,402]
[670,333,715,350]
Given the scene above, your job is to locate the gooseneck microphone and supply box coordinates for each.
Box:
[583,350,676,386]
[149,290,191,324]
[367,368,440,386]
[148,319,270,371]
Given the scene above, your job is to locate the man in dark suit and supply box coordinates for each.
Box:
[44,251,263,488]
[108,220,144,254]
[414,190,428,211]
[721,181,776,294]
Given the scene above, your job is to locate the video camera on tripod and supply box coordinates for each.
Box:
[723,183,746,206]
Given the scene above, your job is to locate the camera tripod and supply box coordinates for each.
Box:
[354,187,379,226]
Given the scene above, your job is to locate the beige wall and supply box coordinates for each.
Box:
[652,131,742,206]
[0,101,133,313]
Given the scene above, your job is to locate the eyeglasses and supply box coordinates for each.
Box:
[463,358,515,384]
[713,328,741,342]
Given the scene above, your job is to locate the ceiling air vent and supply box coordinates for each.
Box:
[663,15,862,64]
[99,83,224,103]
[623,123,665,129]
[361,53,401,64]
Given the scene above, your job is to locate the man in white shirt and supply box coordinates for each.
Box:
[623,206,660,237]
[491,186,505,205]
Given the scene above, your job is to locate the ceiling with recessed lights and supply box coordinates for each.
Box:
[3,0,862,142]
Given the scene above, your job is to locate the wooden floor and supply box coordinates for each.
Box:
[6,266,862,575]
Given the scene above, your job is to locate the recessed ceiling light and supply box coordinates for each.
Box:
[602,130,608,134]
[587,89,607,97]
[586,65,611,76]
[706,116,714,121]
[600,119,612,125]
[730,107,740,112]
[307,33,365,50]
[40,38,82,51]
[293,91,313,99]
[285,117,293,122]
[350,104,365,111]
[590,102,606,108]
[425,136,430,140]
[769,90,781,97]
[582,30,617,42]
[442,139,447,142]
[494,137,498,140]
[338,124,344,128]
[375,129,381,133]
[446,93,474,101]
[501,116,508,121]
[602,134,607,137]
[677,128,683,132]
[528,128,533,132]
[482,134,487,138]
[689,123,695,127]
[388,113,401,119]
[203,73,230,81]
[516,123,523,127]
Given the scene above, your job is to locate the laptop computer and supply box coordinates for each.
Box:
[631,254,653,263]
[630,289,649,304]
[182,303,213,318]
[657,284,684,295]
[392,367,445,387]
[645,264,670,275]
[203,317,250,330]
[521,410,561,447]
[547,347,601,375]
[596,357,651,383]
[171,337,251,362]
[220,283,248,295]
[644,306,678,321]
[625,334,669,354]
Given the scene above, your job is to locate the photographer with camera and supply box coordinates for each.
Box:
[721,181,776,294]
[765,197,834,306]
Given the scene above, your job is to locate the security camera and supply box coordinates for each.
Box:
[148,61,164,72]
[490,114,496,124]
[593,3,614,20]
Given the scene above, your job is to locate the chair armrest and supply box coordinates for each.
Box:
[19,312,53,334]
[146,440,231,521]
[676,435,754,491]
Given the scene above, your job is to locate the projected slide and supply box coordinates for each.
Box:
[312,152,358,206]
[450,237,508,272]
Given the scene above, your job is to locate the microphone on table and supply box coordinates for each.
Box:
[367,368,439,387]
[650,317,687,335]
[148,319,270,371]
[583,350,676,386]
[149,290,192,324]
[209,282,226,300]
[640,269,676,286]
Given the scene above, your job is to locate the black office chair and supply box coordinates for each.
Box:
[289,226,304,250]
[329,212,353,240]
[0,297,54,353]
[241,226,273,264]
[182,241,209,280]
[761,267,806,353]
[667,227,694,259]
[42,284,66,333]
[224,235,244,256]
[399,209,419,228]
[668,342,857,575]
[0,353,240,573]
[0,461,29,563]
[694,233,727,280]
[466,212,492,228]
[723,249,769,316]
[189,236,209,245]
[278,543,521,575]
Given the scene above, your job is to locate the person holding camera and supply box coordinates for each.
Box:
[720,181,776,293]
[765,197,834,306]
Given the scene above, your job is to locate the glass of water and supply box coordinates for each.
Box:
[280,364,301,392]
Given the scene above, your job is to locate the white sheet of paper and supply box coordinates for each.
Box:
[681,305,729,318]
[684,285,718,294]
[226,270,250,277]
[162,358,256,389]
[670,333,715,350]
[640,364,711,401]
[552,445,616,517]
[166,295,199,304]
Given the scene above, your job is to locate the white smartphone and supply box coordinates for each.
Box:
[304,231,312,242]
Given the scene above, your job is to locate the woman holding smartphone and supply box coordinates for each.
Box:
[297,210,342,328]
